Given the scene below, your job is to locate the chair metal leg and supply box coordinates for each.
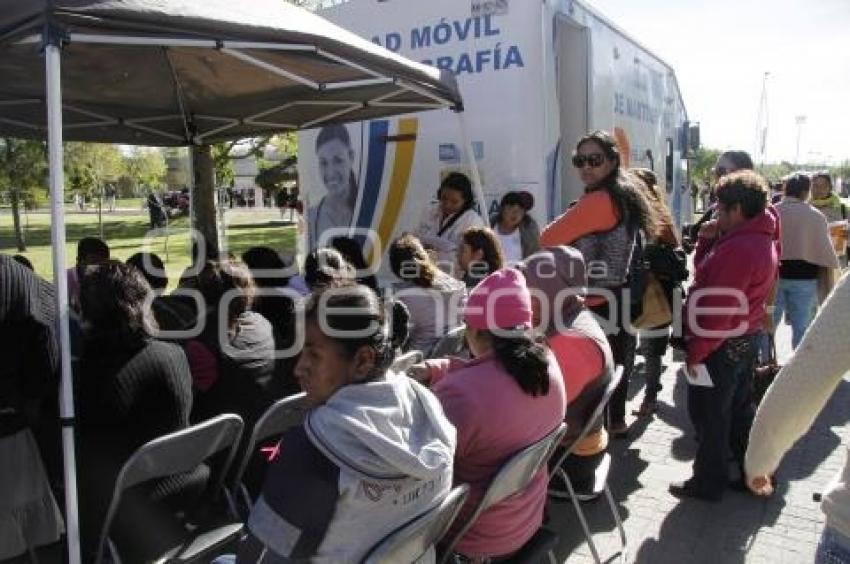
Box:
[564,471,602,564]
[604,482,628,563]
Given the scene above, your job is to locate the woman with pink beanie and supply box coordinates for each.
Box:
[410,268,567,560]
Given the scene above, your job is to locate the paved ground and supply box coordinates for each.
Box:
[548,323,849,563]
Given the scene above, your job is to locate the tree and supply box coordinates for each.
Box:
[0,138,47,251]
[122,147,166,196]
[64,142,125,200]
[689,147,721,191]
[64,142,125,237]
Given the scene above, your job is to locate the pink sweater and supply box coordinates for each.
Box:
[427,353,566,558]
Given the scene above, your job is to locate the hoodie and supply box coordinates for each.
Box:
[394,271,466,355]
[685,208,780,365]
[246,371,456,563]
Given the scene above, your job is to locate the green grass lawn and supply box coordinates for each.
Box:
[0,208,297,288]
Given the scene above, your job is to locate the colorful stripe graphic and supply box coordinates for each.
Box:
[355,120,389,233]
[374,118,418,259]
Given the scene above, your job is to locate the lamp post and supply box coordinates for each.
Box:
[794,115,807,167]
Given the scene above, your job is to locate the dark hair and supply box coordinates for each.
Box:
[241,246,290,288]
[461,227,504,275]
[304,284,402,375]
[391,300,411,352]
[439,172,474,210]
[77,237,110,265]
[304,247,355,290]
[12,254,33,271]
[315,124,352,151]
[489,332,550,396]
[330,236,379,291]
[718,150,754,172]
[126,252,167,291]
[628,168,675,242]
[80,260,157,346]
[196,259,256,326]
[389,234,438,288]
[812,171,833,190]
[575,130,656,235]
[783,173,811,199]
[716,170,769,218]
[499,191,532,211]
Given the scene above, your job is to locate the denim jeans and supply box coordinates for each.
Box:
[817,527,850,564]
[687,335,757,496]
[773,277,818,349]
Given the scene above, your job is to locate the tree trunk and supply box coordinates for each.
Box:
[10,189,26,252]
[191,144,219,257]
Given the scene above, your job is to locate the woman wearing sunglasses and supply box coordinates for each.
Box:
[540,130,655,437]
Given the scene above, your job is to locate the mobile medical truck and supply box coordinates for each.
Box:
[298,0,694,270]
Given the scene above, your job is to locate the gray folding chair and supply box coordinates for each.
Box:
[230,393,309,517]
[438,423,568,564]
[94,414,245,564]
[391,350,424,373]
[548,365,626,564]
[363,484,470,564]
[428,326,466,358]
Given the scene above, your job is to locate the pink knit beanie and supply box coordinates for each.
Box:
[463,267,533,331]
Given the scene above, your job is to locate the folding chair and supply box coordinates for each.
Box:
[428,326,466,358]
[548,366,627,564]
[94,414,245,564]
[363,484,470,564]
[390,350,424,373]
[230,393,309,517]
[438,423,568,564]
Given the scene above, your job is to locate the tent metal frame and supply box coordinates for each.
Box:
[32,21,483,564]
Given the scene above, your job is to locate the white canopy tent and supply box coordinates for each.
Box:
[0,1,479,561]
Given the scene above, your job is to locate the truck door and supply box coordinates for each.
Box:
[555,16,589,213]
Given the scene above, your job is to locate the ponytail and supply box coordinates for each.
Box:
[490,333,550,396]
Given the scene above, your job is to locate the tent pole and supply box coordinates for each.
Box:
[456,111,487,219]
[46,41,82,564]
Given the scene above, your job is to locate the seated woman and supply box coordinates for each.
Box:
[517,246,614,499]
[411,268,566,560]
[490,191,541,263]
[186,259,276,429]
[235,284,456,562]
[77,261,199,560]
[303,247,356,292]
[457,226,504,288]
[389,234,466,354]
[416,172,485,268]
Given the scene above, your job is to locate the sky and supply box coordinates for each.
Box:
[587,0,850,166]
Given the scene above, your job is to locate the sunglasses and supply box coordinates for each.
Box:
[713,166,728,178]
[572,153,605,169]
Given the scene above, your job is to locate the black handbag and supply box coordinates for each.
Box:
[644,244,689,283]
[753,333,781,406]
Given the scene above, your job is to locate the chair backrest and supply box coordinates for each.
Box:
[550,365,623,472]
[391,350,424,374]
[231,393,309,501]
[439,422,567,563]
[363,484,470,564]
[95,413,244,564]
[428,326,465,358]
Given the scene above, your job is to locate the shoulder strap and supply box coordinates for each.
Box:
[437,207,470,237]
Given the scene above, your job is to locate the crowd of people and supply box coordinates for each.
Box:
[2,128,849,563]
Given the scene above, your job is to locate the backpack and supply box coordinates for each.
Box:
[643,243,689,283]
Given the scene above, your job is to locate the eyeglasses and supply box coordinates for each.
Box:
[572,153,605,169]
